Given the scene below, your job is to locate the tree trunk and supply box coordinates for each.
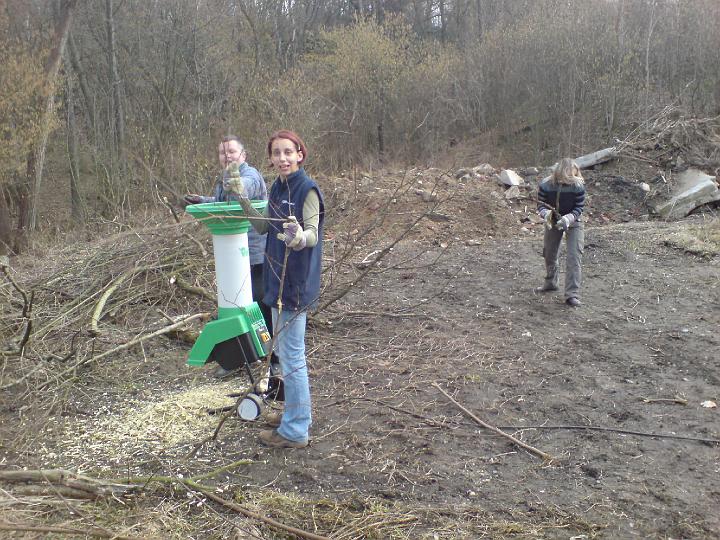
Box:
[377,90,386,158]
[574,147,617,169]
[644,1,656,122]
[237,0,261,75]
[21,0,78,235]
[0,186,13,257]
[67,31,96,136]
[66,72,83,224]
[439,0,446,43]
[476,0,483,37]
[375,0,385,24]
[106,0,125,171]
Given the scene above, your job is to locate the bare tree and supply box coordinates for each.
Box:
[67,31,96,135]
[105,0,126,171]
[644,0,657,121]
[21,0,78,234]
[65,71,83,223]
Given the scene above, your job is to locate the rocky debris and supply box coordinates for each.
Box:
[454,163,498,182]
[504,185,522,199]
[498,169,523,187]
[414,189,438,203]
[650,168,720,219]
[518,167,539,176]
[474,163,495,175]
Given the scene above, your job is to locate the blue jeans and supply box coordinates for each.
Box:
[272,308,311,442]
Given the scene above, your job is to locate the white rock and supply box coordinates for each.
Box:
[651,168,719,219]
[498,169,523,187]
[504,185,522,199]
[640,182,650,192]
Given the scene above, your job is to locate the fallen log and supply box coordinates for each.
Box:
[0,469,139,499]
[574,146,617,169]
[551,146,617,171]
[0,522,141,540]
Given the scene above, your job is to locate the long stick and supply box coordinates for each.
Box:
[432,383,555,462]
[183,479,330,540]
[188,246,291,458]
[90,265,164,335]
[271,244,292,349]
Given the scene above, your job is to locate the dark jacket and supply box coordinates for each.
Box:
[263,168,324,311]
[537,177,586,224]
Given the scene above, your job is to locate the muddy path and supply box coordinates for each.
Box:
[1,219,718,539]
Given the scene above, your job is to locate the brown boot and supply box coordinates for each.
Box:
[259,429,308,449]
[265,411,282,428]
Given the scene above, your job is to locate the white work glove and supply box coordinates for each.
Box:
[277,216,307,250]
[555,214,575,231]
[539,208,554,230]
[223,163,245,197]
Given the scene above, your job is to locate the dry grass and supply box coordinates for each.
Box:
[663,216,720,257]
[0,484,606,539]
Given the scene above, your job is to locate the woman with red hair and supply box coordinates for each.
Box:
[230,130,324,449]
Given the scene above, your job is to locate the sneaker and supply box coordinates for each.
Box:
[535,285,559,293]
[213,365,240,379]
[259,429,307,449]
[566,297,582,307]
[265,411,283,428]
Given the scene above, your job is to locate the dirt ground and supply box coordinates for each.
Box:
[1,163,719,539]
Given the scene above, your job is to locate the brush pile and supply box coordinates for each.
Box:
[618,108,720,175]
[1,221,216,388]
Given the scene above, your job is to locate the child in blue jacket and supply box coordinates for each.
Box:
[536,158,586,307]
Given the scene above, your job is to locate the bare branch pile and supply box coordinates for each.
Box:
[1,222,216,388]
[618,108,720,173]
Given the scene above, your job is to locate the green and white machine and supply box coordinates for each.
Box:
[185,201,271,378]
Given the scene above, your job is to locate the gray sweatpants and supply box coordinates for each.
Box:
[542,223,584,300]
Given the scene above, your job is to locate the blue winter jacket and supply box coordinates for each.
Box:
[537,177,586,225]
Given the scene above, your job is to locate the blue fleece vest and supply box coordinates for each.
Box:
[263,168,324,311]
